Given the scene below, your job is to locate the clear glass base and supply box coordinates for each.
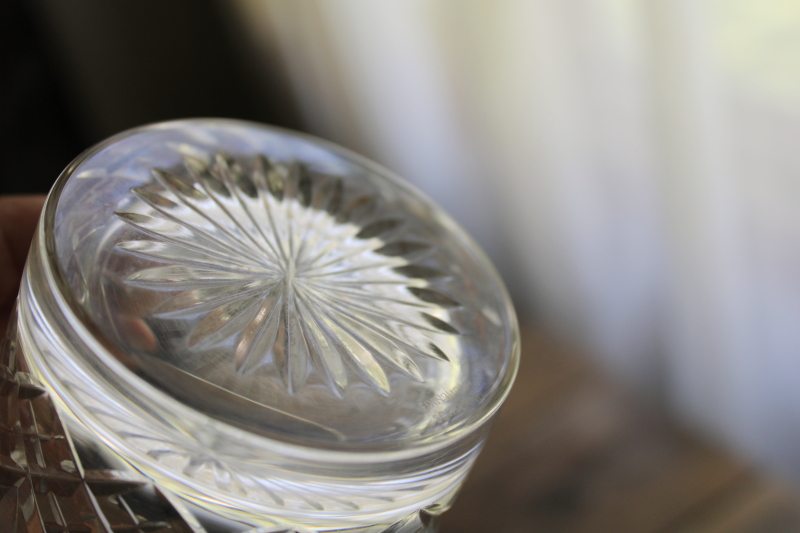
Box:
[3,119,518,531]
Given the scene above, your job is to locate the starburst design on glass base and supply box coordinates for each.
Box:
[117,152,458,396]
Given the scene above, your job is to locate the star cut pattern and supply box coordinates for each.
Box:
[116,153,459,396]
[0,316,202,533]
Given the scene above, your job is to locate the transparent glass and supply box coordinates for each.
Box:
[6,119,519,531]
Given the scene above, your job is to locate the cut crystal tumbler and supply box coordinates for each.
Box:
[2,119,519,532]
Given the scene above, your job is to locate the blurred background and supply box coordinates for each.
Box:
[4,0,800,491]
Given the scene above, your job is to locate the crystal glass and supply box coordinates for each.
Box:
[4,119,519,532]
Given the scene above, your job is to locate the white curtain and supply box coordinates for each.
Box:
[232,0,800,482]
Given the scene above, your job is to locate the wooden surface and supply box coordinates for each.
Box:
[440,327,800,533]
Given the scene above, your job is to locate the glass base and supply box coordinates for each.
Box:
[3,119,518,532]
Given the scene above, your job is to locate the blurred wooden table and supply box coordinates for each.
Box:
[441,326,800,533]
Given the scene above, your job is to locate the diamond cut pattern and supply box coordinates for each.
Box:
[0,316,201,533]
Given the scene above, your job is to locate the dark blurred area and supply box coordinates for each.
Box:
[0,0,301,194]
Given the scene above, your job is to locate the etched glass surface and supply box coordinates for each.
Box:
[14,120,519,530]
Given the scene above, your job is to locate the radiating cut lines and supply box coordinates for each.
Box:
[117,151,459,396]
